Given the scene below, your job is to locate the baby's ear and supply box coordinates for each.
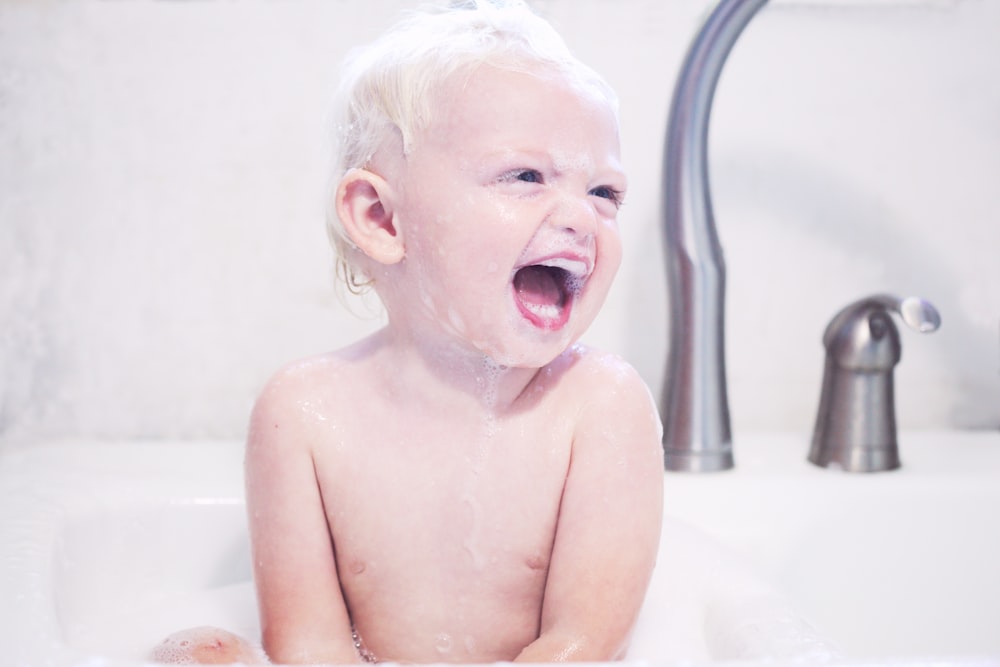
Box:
[335,168,405,265]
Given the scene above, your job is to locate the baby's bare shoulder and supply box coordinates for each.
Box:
[255,354,344,407]
[259,333,382,400]
[556,344,649,395]
[250,345,374,441]
[554,344,661,436]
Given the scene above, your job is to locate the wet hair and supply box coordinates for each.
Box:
[326,0,619,292]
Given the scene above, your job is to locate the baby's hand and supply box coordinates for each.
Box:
[151,626,267,664]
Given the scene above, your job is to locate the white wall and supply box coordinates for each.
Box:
[1,0,997,444]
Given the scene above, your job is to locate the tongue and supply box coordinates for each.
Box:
[514,266,563,307]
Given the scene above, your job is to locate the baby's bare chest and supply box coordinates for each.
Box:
[314,413,573,630]
[325,424,569,564]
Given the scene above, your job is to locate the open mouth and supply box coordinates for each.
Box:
[512,257,589,330]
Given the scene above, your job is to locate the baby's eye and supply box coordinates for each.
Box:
[589,185,625,208]
[513,169,543,184]
[497,168,545,193]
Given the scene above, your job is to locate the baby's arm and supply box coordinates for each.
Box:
[245,367,361,664]
[515,355,664,662]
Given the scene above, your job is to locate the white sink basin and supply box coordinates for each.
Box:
[655,431,1000,661]
[0,432,997,665]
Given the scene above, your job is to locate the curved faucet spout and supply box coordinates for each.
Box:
[662,0,769,472]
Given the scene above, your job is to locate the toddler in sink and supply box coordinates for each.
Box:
[154,0,663,663]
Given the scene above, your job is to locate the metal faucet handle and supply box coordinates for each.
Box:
[810,294,941,472]
[821,295,940,371]
[869,294,941,334]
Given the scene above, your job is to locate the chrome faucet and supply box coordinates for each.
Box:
[661,0,769,472]
[809,294,941,472]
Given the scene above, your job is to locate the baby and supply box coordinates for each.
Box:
[154,0,663,663]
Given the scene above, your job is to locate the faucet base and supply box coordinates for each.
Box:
[664,448,734,473]
[808,443,901,473]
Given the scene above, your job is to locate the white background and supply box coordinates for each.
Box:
[1,0,997,443]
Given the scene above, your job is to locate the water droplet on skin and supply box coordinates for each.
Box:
[461,495,487,569]
[298,399,330,423]
[446,306,466,335]
[435,633,453,654]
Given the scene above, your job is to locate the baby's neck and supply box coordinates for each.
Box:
[370,326,542,415]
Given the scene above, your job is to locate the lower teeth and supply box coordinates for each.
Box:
[524,302,561,320]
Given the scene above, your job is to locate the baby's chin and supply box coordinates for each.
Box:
[472,330,578,371]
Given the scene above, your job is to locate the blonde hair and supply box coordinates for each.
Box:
[326,0,618,291]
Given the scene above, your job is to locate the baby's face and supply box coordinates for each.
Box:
[387,64,625,368]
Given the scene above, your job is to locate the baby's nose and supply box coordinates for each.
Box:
[549,193,598,237]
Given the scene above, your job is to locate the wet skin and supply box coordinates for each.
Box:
[243,65,664,664]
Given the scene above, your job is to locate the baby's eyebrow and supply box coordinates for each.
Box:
[480,148,545,164]
[475,148,626,186]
